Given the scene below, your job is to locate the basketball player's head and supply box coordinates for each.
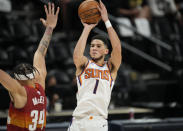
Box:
[90,35,111,61]
[13,63,39,85]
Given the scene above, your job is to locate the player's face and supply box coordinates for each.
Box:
[90,39,108,60]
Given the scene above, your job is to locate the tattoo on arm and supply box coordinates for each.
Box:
[38,27,53,56]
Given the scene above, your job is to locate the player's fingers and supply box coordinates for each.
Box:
[52,3,54,14]
[81,20,86,26]
[99,0,104,7]
[97,5,101,12]
[48,2,51,14]
[94,23,98,26]
[55,7,60,16]
[99,0,102,5]
[40,18,45,23]
[81,19,84,24]
[40,18,47,26]
[44,5,48,15]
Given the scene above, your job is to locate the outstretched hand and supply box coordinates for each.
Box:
[40,3,60,29]
[97,0,108,22]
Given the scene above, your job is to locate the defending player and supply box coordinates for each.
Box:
[0,3,59,131]
[68,0,122,131]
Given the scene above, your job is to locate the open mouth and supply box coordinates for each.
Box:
[92,51,97,55]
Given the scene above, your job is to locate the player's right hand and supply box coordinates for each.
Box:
[40,3,60,29]
[81,20,98,30]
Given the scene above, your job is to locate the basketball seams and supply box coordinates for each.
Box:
[82,14,101,24]
[79,8,100,19]
[82,15,100,21]
[78,0,101,24]
[79,8,99,15]
[78,0,99,11]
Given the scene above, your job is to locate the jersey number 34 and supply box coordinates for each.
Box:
[29,109,45,130]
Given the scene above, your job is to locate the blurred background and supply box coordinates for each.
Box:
[0,0,183,130]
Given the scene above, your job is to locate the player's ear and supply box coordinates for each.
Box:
[105,49,109,55]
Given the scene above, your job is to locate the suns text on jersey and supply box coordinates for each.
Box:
[84,68,110,81]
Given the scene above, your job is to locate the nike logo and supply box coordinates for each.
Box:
[37,91,41,95]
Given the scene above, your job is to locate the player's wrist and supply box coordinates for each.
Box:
[84,25,92,30]
[45,26,53,35]
[46,26,54,30]
[83,26,92,34]
[105,20,112,29]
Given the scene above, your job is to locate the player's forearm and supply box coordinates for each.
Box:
[107,27,122,55]
[0,69,8,84]
[0,69,4,84]
[103,16,121,55]
[36,26,53,57]
[0,70,16,92]
[73,27,91,59]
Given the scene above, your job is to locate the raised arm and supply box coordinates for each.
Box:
[0,69,26,108]
[73,22,97,75]
[33,3,59,88]
[98,0,122,79]
[0,70,23,93]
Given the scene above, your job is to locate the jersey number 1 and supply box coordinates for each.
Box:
[29,109,45,130]
[93,80,99,94]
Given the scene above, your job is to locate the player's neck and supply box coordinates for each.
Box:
[92,58,105,66]
[19,80,35,87]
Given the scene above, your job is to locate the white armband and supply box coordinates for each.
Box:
[105,20,112,28]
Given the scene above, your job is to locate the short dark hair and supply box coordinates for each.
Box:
[13,63,39,80]
[91,35,112,54]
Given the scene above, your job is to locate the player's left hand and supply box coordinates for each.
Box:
[40,2,60,29]
[97,0,108,22]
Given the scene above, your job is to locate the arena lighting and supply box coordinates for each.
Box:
[0,0,11,12]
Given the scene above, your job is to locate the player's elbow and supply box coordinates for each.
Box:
[0,70,5,83]
[0,69,4,76]
[35,50,45,57]
[73,54,81,63]
[34,51,39,58]
[117,47,122,55]
[113,45,122,55]
[73,57,79,66]
[116,43,122,52]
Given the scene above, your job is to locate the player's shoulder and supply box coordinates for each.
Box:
[35,83,45,91]
[77,59,90,76]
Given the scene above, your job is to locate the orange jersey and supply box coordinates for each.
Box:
[7,83,47,131]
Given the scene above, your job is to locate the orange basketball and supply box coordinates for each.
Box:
[78,0,101,24]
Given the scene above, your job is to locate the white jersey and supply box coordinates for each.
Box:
[73,60,114,119]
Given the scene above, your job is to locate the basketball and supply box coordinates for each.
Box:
[78,0,101,24]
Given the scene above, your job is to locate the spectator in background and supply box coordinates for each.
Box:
[175,0,183,25]
[148,0,181,41]
[61,0,82,34]
[115,0,150,20]
[46,74,62,112]
[148,0,178,18]
[174,0,183,57]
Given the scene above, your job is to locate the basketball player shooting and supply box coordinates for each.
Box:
[68,0,122,131]
[0,3,59,131]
